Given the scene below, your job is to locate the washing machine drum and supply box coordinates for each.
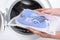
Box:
[10,0,42,35]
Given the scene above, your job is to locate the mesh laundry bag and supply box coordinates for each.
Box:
[9,9,60,35]
[16,9,49,28]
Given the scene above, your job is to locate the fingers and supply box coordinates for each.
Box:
[26,27,40,34]
[36,8,52,15]
[41,9,52,15]
[26,27,45,35]
[26,27,52,38]
[36,9,44,12]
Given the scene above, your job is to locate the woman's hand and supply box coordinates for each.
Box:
[26,27,60,39]
[26,27,53,38]
[26,8,60,39]
[36,8,60,16]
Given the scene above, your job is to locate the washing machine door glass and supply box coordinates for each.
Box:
[10,0,43,35]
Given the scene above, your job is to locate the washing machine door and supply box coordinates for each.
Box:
[0,11,4,32]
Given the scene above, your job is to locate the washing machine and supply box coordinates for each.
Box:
[0,0,60,40]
